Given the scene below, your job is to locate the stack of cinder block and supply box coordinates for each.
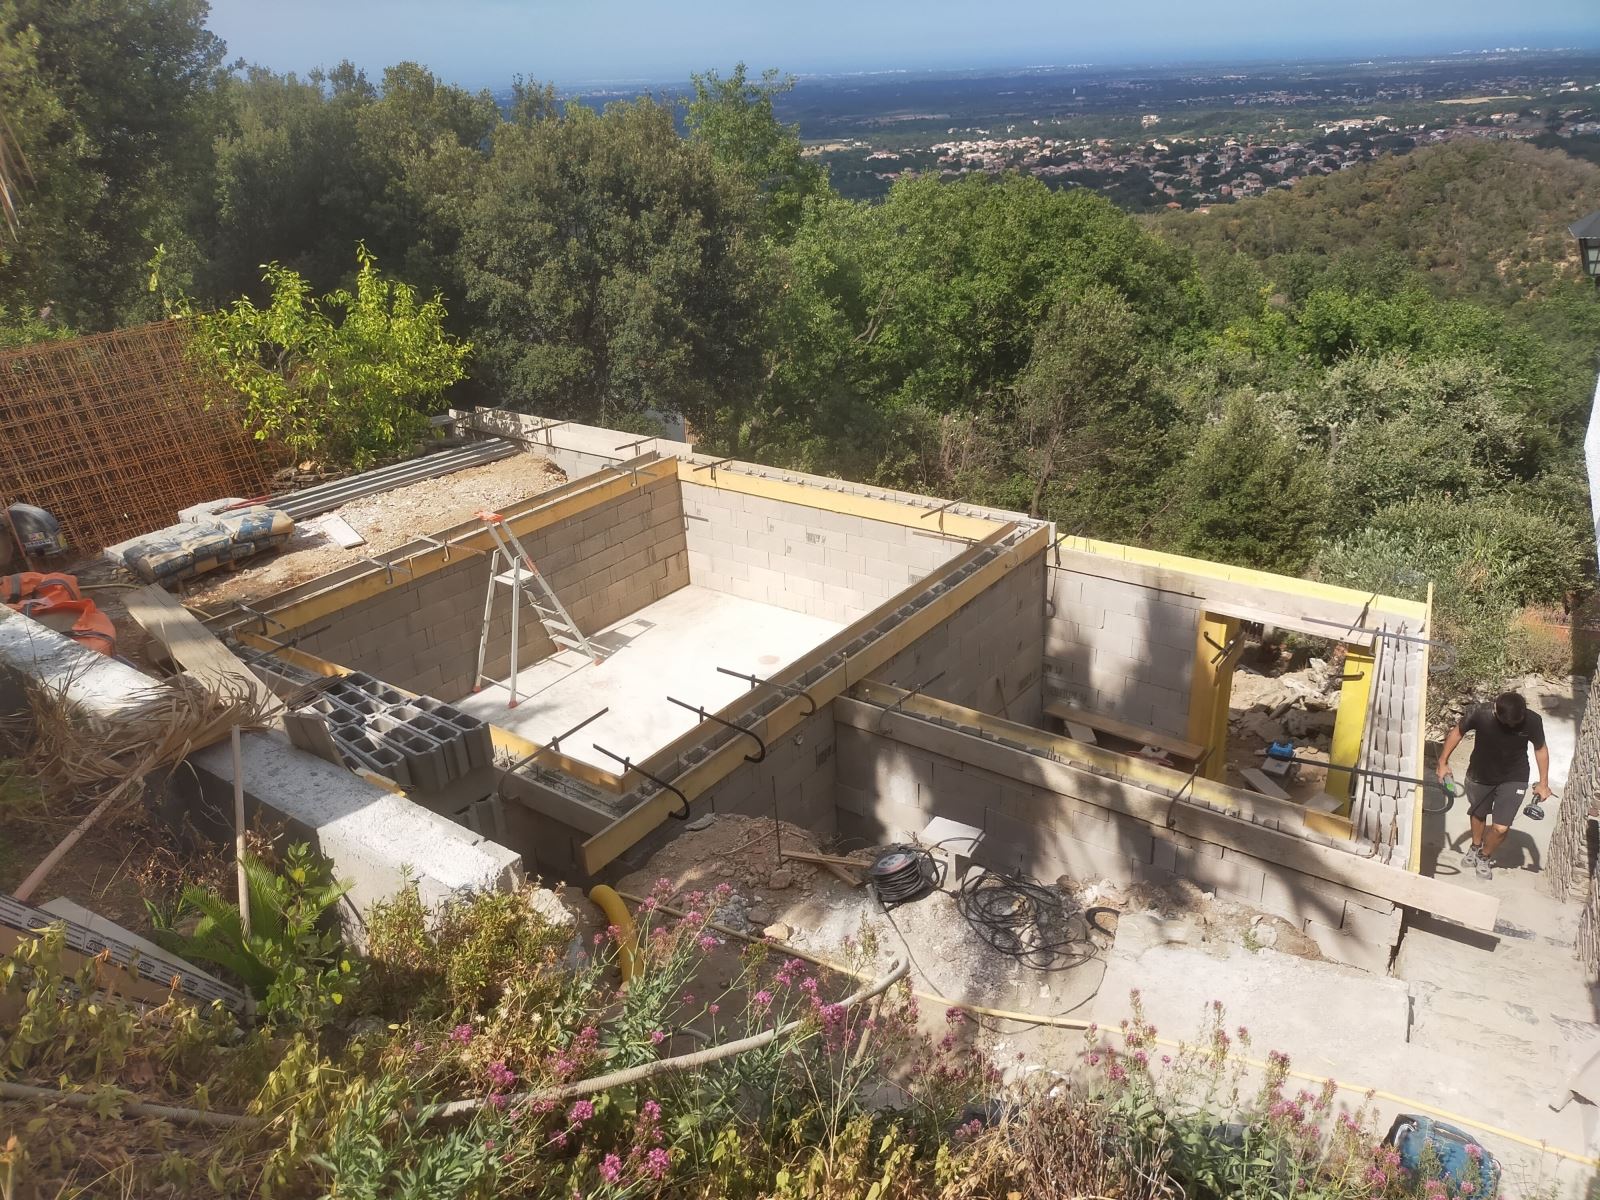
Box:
[285,672,494,792]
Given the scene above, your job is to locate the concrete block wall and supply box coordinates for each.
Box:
[188,732,523,914]
[832,719,1401,971]
[606,705,840,879]
[681,481,962,624]
[1043,566,1200,738]
[695,704,839,833]
[871,549,1047,725]
[297,474,689,699]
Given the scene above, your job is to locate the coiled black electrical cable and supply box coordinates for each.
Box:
[955,869,1096,971]
[867,844,943,908]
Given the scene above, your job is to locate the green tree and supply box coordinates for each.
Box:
[204,62,378,300]
[759,173,1199,475]
[0,0,227,328]
[1292,353,1527,534]
[188,246,470,467]
[1012,286,1175,536]
[352,62,499,297]
[1164,393,1329,572]
[685,63,827,237]
[455,97,768,429]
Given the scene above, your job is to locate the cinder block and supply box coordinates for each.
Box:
[1304,920,1392,974]
[1340,900,1403,944]
[1177,848,1265,903]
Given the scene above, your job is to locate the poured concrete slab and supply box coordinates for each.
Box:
[458,584,842,774]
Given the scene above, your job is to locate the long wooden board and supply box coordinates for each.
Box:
[835,694,1498,932]
[1043,698,1204,760]
[123,585,278,710]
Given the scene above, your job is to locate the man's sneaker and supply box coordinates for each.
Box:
[1475,857,1492,881]
[1462,844,1481,867]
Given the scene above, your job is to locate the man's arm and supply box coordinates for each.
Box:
[1438,724,1465,781]
[1534,745,1553,800]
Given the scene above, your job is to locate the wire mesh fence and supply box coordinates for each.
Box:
[0,320,270,555]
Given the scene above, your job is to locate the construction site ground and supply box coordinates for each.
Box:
[617,671,1600,1196]
[181,450,566,610]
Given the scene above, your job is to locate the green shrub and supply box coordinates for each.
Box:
[1164,392,1330,572]
[1315,494,1593,702]
[187,245,469,469]
[147,841,357,1025]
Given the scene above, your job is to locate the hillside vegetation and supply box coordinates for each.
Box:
[1,2,1594,698]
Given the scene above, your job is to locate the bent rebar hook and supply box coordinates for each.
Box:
[666,695,767,762]
[591,743,691,820]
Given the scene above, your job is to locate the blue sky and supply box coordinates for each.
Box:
[204,0,1600,87]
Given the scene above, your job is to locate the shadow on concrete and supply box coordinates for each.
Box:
[590,616,657,657]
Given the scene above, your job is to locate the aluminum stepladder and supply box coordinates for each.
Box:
[473,510,602,707]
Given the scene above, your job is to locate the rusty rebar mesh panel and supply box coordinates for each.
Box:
[0,320,270,554]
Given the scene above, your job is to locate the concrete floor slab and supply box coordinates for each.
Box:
[457,585,842,775]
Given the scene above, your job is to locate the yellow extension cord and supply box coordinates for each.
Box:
[608,889,1598,1168]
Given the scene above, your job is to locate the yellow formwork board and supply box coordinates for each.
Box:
[259,460,679,634]
[1187,612,1241,784]
[857,678,1352,842]
[1409,583,1435,872]
[675,459,1006,541]
[1057,535,1429,624]
[1329,647,1376,808]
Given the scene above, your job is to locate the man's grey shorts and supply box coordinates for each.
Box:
[1466,779,1527,827]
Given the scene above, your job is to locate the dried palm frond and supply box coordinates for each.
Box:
[4,671,276,902]
[11,671,274,797]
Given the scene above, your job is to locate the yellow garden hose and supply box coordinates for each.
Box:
[609,889,1598,1167]
[586,885,641,983]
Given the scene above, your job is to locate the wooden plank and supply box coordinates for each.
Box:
[1240,767,1291,800]
[781,849,873,868]
[833,696,1497,932]
[123,585,277,710]
[868,679,1324,834]
[1044,698,1205,761]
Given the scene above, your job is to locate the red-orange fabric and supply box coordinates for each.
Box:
[2,572,116,656]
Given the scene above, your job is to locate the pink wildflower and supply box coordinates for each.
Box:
[753,989,773,1009]
[698,934,718,951]
[643,1147,671,1179]
[450,1023,473,1045]
[569,1099,595,1124]
[708,1003,720,1015]
[600,1154,623,1183]
[650,1029,667,1045]
[642,1099,662,1122]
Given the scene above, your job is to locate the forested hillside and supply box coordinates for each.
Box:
[2,0,1596,695]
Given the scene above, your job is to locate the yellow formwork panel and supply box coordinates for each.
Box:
[675,459,1006,541]
[1329,647,1376,809]
[1187,613,1241,783]
[1058,535,1429,623]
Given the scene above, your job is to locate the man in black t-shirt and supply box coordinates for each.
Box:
[1435,692,1552,880]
